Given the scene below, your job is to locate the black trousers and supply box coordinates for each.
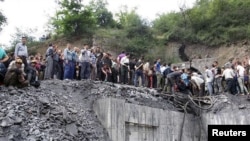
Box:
[225,78,237,95]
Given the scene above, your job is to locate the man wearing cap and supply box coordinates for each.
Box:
[14,36,28,71]
[28,59,40,88]
[4,58,28,88]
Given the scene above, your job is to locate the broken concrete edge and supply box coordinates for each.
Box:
[93,97,250,141]
[0,80,249,141]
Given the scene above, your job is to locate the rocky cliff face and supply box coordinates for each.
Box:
[0,80,249,141]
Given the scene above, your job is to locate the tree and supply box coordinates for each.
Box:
[0,0,7,31]
[152,0,250,46]
[115,8,154,56]
[51,0,96,37]
[88,0,115,28]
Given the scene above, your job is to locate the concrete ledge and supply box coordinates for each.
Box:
[94,97,250,141]
[94,98,199,141]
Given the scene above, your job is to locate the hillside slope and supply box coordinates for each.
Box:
[30,37,250,67]
[184,40,250,66]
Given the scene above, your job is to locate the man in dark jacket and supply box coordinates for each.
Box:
[166,69,182,94]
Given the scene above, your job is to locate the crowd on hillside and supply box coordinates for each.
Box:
[0,37,250,98]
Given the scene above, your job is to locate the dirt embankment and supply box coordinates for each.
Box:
[31,37,250,67]
[183,40,250,66]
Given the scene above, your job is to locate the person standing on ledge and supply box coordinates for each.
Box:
[14,36,29,72]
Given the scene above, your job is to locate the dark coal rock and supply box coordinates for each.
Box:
[0,80,248,141]
[0,80,112,141]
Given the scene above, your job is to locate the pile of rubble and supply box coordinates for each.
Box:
[0,80,174,141]
[1,79,248,141]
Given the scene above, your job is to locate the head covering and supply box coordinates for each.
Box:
[31,59,37,64]
[16,58,23,64]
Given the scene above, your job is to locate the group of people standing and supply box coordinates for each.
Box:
[0,36,41,88]
[1,37,250,98]
[42,43,163,87]
[43,43,105,81]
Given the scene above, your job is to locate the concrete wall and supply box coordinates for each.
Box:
[94,98,201,141]
[94,98,250,141]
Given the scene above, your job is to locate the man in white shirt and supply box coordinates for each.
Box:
[236,61,249,95]
[222,64,236,94]
[205,66,214,95]
[79,45,91,79]
[191,72,205,96]
[120,53,130,84]
[14,36,29,72]
[160,63,167,75]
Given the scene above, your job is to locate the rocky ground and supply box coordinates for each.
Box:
[0,80,175,141]
[0,80,250,141]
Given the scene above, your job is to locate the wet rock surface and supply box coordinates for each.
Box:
[0,80,249,141]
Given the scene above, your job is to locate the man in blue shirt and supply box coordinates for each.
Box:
[0,47,9,63]
[14,36,28,58]
[63,43,75,80]
[0,47,9,83]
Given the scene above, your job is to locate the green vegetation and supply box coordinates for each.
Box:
[50,0,157,58]
[51,0,96,37]
[153,0,250,46]
[2,0,250,62]
[0,0,7,31]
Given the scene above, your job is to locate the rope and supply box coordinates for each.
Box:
[188,95,217,110]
